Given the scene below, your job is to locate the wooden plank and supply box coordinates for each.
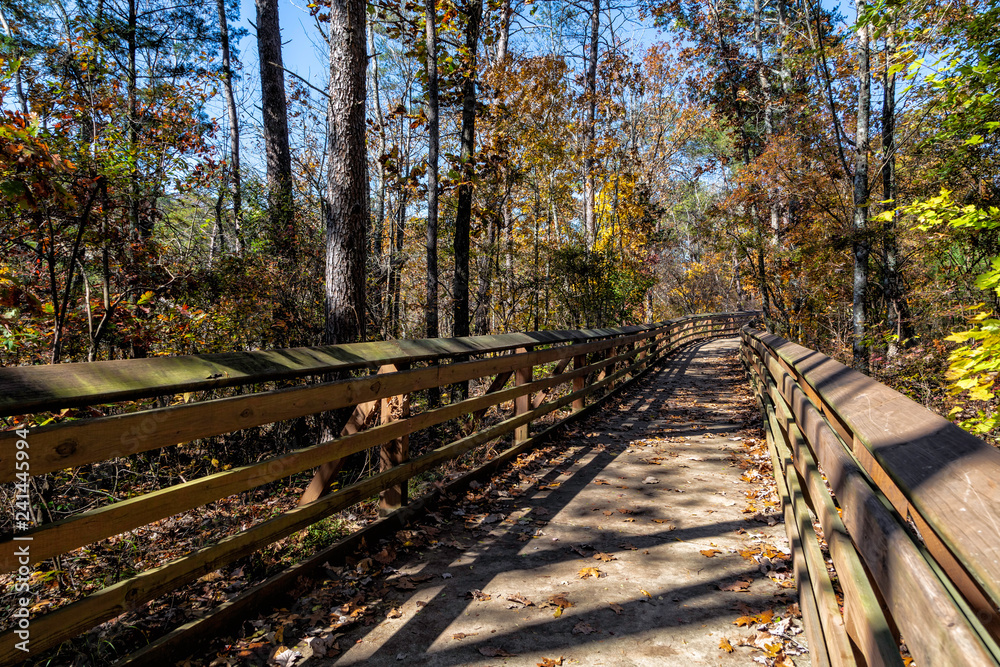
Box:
[750,330,1000,629]
[1,331,655,482]
[0,351,628,572]
[764,349,998,666]
[763,375,904,667]
[0,325,668,416]
[766,399,860,667]
[758,392,833,667]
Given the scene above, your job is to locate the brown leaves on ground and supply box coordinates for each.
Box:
[452,632,478,640]
[718,579,753,592]
[506,593,534,607]
[578,566,602,579]
[572,621,597,635]
[479,646,517,657]
[719,637,735,653]
[537,658,563,667]
[593,552,616,562]
[466,589,491,601]
[609,602,624,615]
[700,548,722,557]
[544,592,574,614]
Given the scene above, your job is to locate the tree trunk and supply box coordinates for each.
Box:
[425,0,441,406]
[494,0,512,68]
[880,21,911,352]
[256,0,295,260]
[583,0,600,247]
[216,0,242,255]
[325,0,368,346]
[128,0,147,239]
[852,19,871,373]
[451,0,482,399]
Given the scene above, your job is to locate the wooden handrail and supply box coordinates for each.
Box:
[742,328,1000,667]
[0,312,758,662]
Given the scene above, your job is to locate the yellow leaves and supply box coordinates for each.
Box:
[578,566,602,579]
[719,637,734,653]
[640,589,652,598]
[537,658,563,667]
[700,548,722,558]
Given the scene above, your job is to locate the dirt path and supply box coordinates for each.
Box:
[209,339,808,667]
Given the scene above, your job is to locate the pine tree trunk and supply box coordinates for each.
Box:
[852,19,871,374]
[217,0,243,254]
[324,0,368,347]
[256,0,295,260]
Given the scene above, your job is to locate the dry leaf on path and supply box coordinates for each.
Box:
[547,593,573,608]
[578,566,601,579]
[719,637,735,653]
[593,552,617,562]
[506,593,534,607]
[700,549,722,557]
[609,602,624,615]
[572,621,597,635]
[719,579,752,592]
[537,658,564,667]
[452,632,478,640]
[478,647,516,657]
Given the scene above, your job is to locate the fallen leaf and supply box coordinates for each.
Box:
[578,566,602,579]
[548,593,574,609]
[393,578,416,590]
[720,637,735,653]
[643,476,659,484]
[452,632,478,640]
[537,658,564,667]
[609,602,624,615]
[387,607,403,619]
[640,589,652,598]
[700,549,722,558]
[719,579,753,592]
[593,552,617,562]
[466,589,492,601]
[506,593,534,607]
[572,621,597,635]
[619,542,638,550]
[272,649,301,667]
[478,647,516,657]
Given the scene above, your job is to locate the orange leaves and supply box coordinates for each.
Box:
[734,609,774,627]
[719,637,735,653]
[537,658,563,667]
[700,548,722,557]
[578,566,602,579]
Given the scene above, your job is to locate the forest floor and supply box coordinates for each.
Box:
[187,339,808,667]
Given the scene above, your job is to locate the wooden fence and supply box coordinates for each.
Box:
[742,329,1000,667]
[0,311,757,664]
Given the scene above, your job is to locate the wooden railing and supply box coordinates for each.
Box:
[0,311,757,663]
[742,329,1000,667]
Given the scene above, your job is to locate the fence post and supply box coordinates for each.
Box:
[572,343,587,413]
[379,363,410,514]
[514,347,532,443]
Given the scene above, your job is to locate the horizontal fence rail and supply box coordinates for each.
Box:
[0,311,757,663]
[741,328,1000,667]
